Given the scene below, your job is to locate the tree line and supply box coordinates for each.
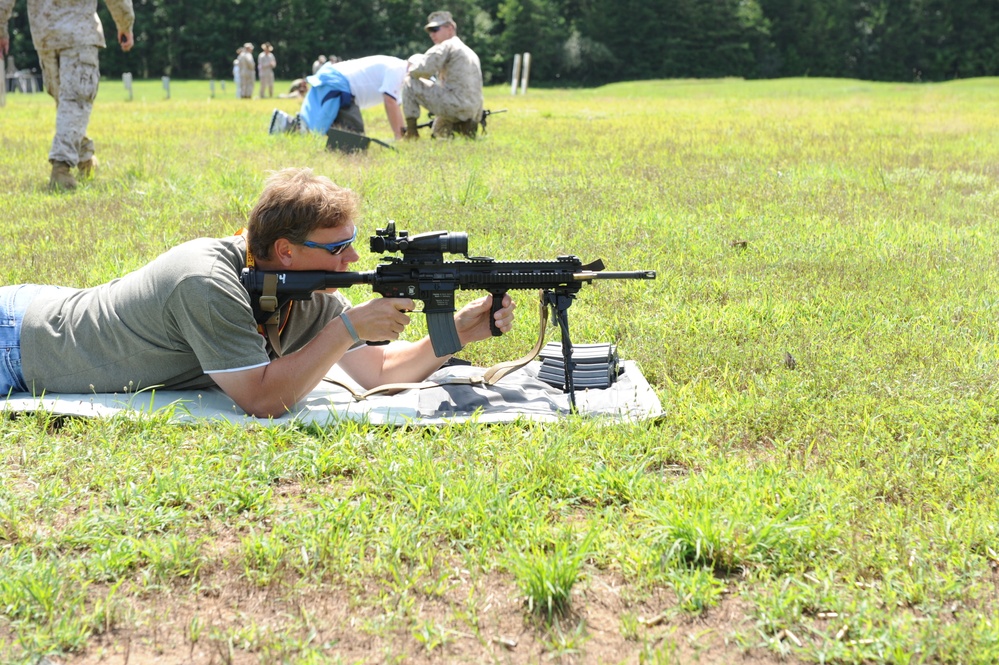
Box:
[4,0,997,85]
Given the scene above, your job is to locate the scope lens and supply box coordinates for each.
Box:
[443,232,468,256]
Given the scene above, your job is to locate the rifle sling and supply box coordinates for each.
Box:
[322,292,551,401]
[239,228,288,358]
[260,273,284,357]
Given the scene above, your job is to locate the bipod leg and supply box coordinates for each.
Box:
[543,289,577,412]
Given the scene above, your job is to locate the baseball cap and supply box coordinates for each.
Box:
[425,11,453,30]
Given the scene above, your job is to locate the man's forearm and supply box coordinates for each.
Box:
[338,336,450,390]
[383,95,404,139]
[105,0,135,36]
[212,316,357,417]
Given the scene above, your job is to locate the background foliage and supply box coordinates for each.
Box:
[3,0,998,85]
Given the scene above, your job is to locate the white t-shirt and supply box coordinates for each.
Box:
[335,55,407,108]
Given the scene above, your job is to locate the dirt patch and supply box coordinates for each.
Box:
[42,568,795,665]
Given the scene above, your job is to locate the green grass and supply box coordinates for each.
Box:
[2,76,999,663]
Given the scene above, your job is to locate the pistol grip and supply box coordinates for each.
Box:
[489,291,506,337]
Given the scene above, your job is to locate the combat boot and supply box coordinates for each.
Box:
[455,119,478,138]
[49,161,77,190]
[78,156,99,180]
[404,117,420,140]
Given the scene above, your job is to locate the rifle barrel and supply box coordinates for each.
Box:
[576,270,657,280]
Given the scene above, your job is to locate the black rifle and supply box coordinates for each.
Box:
[240,222,656,405]
[417,108,507,134]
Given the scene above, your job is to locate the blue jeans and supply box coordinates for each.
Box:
[0,284,59,395]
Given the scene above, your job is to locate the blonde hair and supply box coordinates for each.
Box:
[247,168,358,260]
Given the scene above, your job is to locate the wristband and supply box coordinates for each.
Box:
[340,312,361,343]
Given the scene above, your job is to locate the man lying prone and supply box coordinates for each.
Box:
[0,168,515,417]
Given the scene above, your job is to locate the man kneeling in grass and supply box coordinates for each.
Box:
[0,167,516,417]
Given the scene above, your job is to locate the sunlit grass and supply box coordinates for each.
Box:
[2,76,999,663]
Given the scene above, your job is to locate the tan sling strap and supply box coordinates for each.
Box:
[322,292,551,400]
[238,229,290,357]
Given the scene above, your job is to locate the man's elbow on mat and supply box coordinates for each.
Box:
[210,369,299,418]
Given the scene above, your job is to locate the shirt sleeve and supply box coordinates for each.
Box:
[409,43,449,80]
[165,273,270,374]
[381,65,406,100]
[104,0,135,33]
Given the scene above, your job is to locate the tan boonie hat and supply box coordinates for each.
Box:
[262,42,272,51]
[244,42,254,50]
[425,11,454,30]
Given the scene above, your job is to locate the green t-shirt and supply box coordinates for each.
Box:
[21,235,350,393]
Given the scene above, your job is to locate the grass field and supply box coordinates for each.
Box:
[2,76,999,664]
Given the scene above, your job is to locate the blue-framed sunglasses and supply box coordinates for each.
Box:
[301,227,357,255]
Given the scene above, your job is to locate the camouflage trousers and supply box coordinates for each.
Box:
[239,73,255,99]
[38,45,100,167]
[402,77,481,129]
[259,72,274,98]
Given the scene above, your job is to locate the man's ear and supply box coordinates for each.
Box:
[272,238,296,267]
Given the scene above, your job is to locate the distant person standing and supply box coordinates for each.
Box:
[233,48,241,96]
[238,42,255,99]
[0,0,135,190]
[258,42,275,98]
[402,10,483,140]
[311,54,327,75]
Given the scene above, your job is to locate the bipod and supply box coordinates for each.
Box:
[480,108,507,133]
[415,109,508,134]
[542,288,579,412]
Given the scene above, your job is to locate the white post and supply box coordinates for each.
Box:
[520,52,531,95]
[511,53,521,96]
[0,58,5,107]
[162,76,170,99]
[122,72,133,101]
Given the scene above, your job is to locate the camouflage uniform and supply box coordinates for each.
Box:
[0,0,134,167]
[257,47,276,98]
[403,35,483,136]
[237,45,255,99]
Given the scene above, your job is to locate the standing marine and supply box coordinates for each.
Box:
[257,42,276,98]
[0,0,135,190]
[237,42,255,99]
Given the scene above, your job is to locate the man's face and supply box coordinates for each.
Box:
[427,23,455,45]
[289,224,360,276]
